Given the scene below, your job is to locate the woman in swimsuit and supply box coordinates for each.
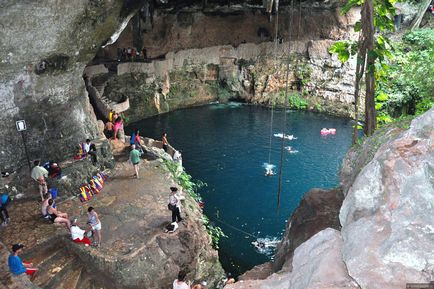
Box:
[47,199,70,230]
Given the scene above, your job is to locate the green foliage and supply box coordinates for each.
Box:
[201,215,227,249]
[328,41,358,63]
[287,92,308,110]
[375,29,434,123]
[164,160,226,248]
[294,62,313,85]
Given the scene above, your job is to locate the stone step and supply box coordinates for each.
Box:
[46,261,81,289]
[75,272,105,289]
[21,239,63,267]
[32,249,75,288]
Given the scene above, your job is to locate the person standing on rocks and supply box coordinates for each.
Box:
[87,207,102,247]
[169,187,183,223]
[162,133,169,153]
[31,160,49,201]
[0,193,10,226]
[173,270,190,289]
[113,116,125,142]
[129,144,142,178]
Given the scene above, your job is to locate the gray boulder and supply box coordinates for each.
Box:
[340,108,434,288]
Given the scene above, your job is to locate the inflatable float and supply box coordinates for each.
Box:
[320,128,336,135]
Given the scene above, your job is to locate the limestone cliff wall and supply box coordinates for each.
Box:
[90,7,360,123]
[226,108,434,288]
[0,0,129,171]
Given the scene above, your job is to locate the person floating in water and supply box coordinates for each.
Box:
[265,167,275,176]
[252,240,266,249]
[263,163,275,176]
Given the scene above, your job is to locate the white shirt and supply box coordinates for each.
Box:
[71,225,85,240]
[173,280,189,289]
[83,143,90,153]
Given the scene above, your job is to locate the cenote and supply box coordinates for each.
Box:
[128,103,353,276]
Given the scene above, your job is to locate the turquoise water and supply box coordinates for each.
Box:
[128,103,353,276]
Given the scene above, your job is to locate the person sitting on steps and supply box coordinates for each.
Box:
[47,199,70,230]
[8,244,38,280]
[41,192,55,220]
[70,218,91,246]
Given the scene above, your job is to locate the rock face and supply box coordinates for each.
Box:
[226,109,433,288]
[226,229,360,289]
[0,0,128,171]
[272,187,344,272]
[339,108,434,288]
[89,6,360,122]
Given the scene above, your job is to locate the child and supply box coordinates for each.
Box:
[87,207,102,247]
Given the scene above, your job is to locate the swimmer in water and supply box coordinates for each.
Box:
[265,167,275,176]
[252,241,266,249]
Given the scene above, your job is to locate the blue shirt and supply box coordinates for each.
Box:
[8,254,26,275]
[1,194,9,206]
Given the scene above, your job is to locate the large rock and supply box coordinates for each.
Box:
[273,187,344,271]
[339,108,434,288]
[0,0,128,171]
[226,229,360,289]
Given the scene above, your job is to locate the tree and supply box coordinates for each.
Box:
[329,0,397,140]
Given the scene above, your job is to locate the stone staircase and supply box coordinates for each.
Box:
[91,72,115,97]
[21,241,105,289]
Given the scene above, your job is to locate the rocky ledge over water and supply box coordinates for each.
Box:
[0,142,224,289]
[227,107,434,288]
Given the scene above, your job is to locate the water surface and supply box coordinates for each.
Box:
[128,103,353,276]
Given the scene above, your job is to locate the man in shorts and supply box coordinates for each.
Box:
[31,160,48,201]
[129,144,142,178]
[8,244,38,280]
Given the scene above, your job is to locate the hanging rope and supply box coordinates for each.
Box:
[212,217,259,239]
[267,0,280,164]
[276,0,294,210]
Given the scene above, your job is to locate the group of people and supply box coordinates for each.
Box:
[4,144,105,279]
[104,112,125,142]
[8,193,102,280]
[116,47,147,62]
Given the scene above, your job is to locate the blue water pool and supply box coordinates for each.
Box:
[128,103,353,276]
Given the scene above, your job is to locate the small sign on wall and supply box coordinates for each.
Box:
[16,120,27,131]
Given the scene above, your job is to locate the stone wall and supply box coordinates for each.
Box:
[89,6,361,122]
[95,35,360,123]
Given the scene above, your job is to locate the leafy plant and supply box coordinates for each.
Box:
[375,29,434,123]
[283,92,308,110]
[164,160,226,248]
[201,215,227,249]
